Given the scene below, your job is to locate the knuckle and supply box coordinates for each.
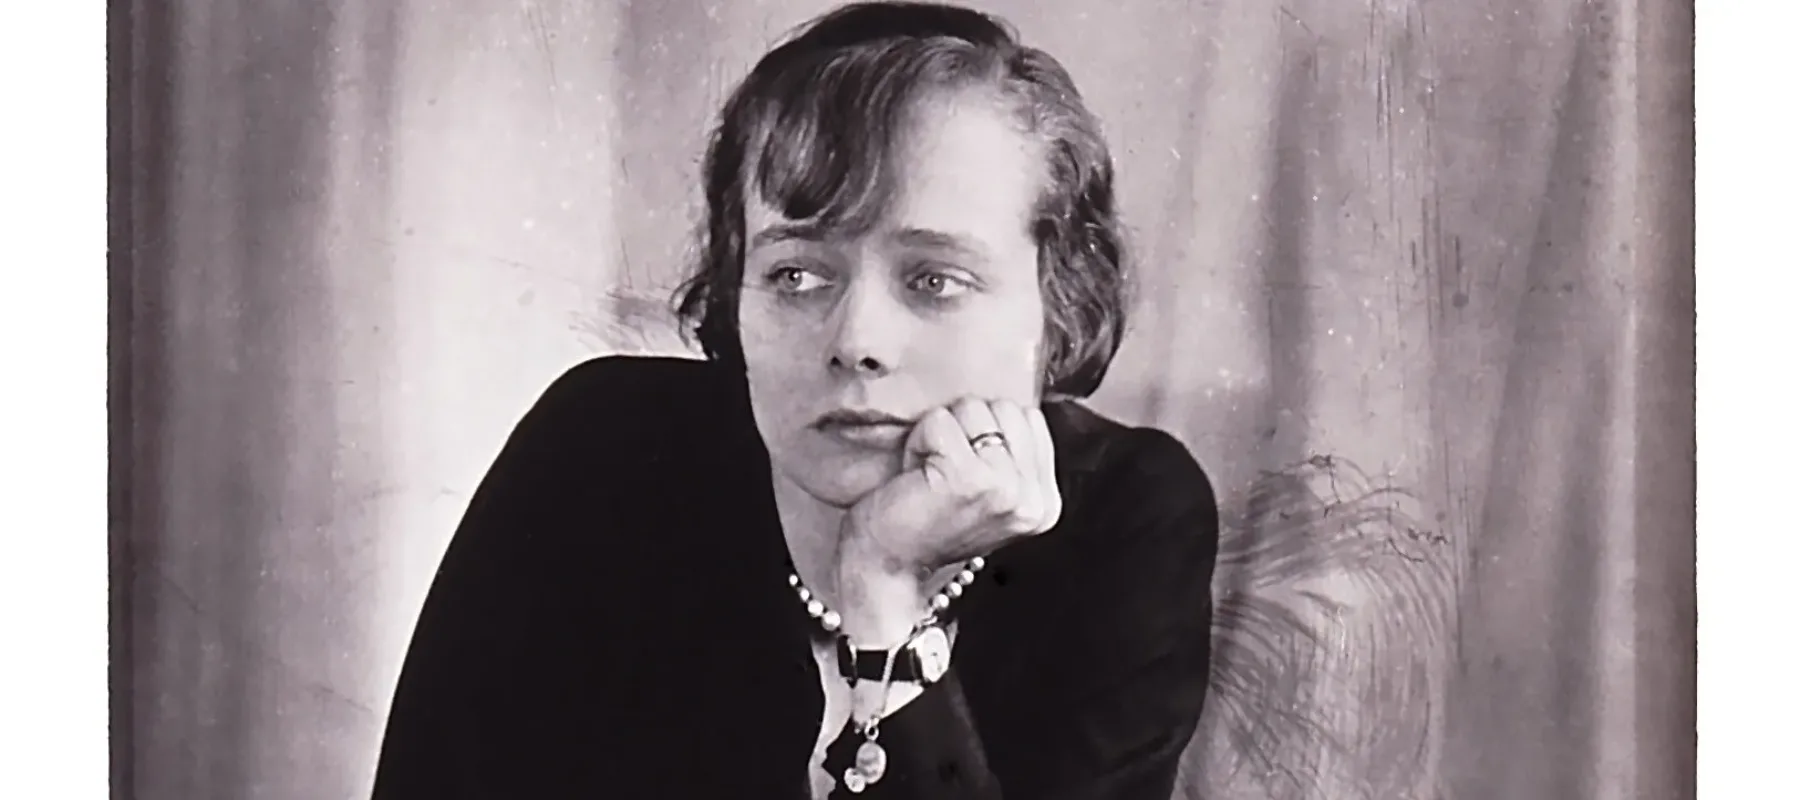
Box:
[1041,490,1064,529]
[1012,485,1041,518]
[981,478,1018,516]
[1013,506,1041,533]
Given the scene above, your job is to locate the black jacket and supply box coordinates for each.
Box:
[373,355,1219,798]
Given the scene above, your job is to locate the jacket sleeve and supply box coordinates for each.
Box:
[838,429,1221,799]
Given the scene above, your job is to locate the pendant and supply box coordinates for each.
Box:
[842,769,868,793]
[855,740,888,783]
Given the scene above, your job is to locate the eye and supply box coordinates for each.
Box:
[766,263,832,294]
[908,268,973,299]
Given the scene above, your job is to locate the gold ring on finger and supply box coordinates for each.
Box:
[968,431,1008,451]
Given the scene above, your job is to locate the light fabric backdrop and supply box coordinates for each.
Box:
[111,0,1694,797]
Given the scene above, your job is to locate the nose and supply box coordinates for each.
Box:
[826,276,904,377]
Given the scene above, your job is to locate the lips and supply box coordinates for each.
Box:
[813,409,912,450]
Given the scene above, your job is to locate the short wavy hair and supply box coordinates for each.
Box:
[674,1,1130,399]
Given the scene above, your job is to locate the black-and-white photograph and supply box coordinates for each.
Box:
[104,1,1696,797]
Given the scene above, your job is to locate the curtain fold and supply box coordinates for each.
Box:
[115,1,1693,797]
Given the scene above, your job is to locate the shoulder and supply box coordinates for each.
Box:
[530,354,736,422]
[966,402,1219,694]
[435,356,750,602]
[1029,401,1222,572]
[1044,401,1218,523]
[507,355,748,455]
[459,354,751,548]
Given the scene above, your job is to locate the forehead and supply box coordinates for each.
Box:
[745,90,1045,245]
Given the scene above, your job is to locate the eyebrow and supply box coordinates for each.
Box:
[889,227,990,261]
[749,223,827,249]
[748,224,990,262]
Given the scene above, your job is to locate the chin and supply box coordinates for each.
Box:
[788,450,897,509]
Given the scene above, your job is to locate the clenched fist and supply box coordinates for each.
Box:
[839,397,1063,595]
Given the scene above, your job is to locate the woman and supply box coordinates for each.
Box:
[373,3,1220,798]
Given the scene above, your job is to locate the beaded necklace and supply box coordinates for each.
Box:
[784,556,987,793]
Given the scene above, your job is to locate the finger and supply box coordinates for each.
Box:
[987,400,1034,474]
[1027,406,1063,532]
[906,406,983,489]
[948,397,1027,520]
[950,396,1022,504]
[948,397,1003,447]
[948,396,1014,469]
[988,400,1041,521]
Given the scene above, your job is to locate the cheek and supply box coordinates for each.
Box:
[940,296,1046,398]
[737,297,809,373]
[738,301,810,446]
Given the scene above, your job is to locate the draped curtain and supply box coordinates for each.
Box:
[111,0,1693,797]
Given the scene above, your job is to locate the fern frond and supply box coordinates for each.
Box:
[1199,453,1454,799]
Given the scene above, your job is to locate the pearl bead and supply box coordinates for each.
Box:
[788,574,800,587]
[931,594,951,611]
[807,599,825,617]
[821,611,841,631]
[947,582,964,598]
[956,569,975,585]
[970,556,986,570]
[797,587,812,603]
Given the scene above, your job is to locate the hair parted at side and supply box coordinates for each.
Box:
[673,1,1130,399]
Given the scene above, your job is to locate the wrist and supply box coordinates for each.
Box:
[839,510,931,583]
[835,542,929,648]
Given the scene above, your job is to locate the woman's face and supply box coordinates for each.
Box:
[738,89,1047,508]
